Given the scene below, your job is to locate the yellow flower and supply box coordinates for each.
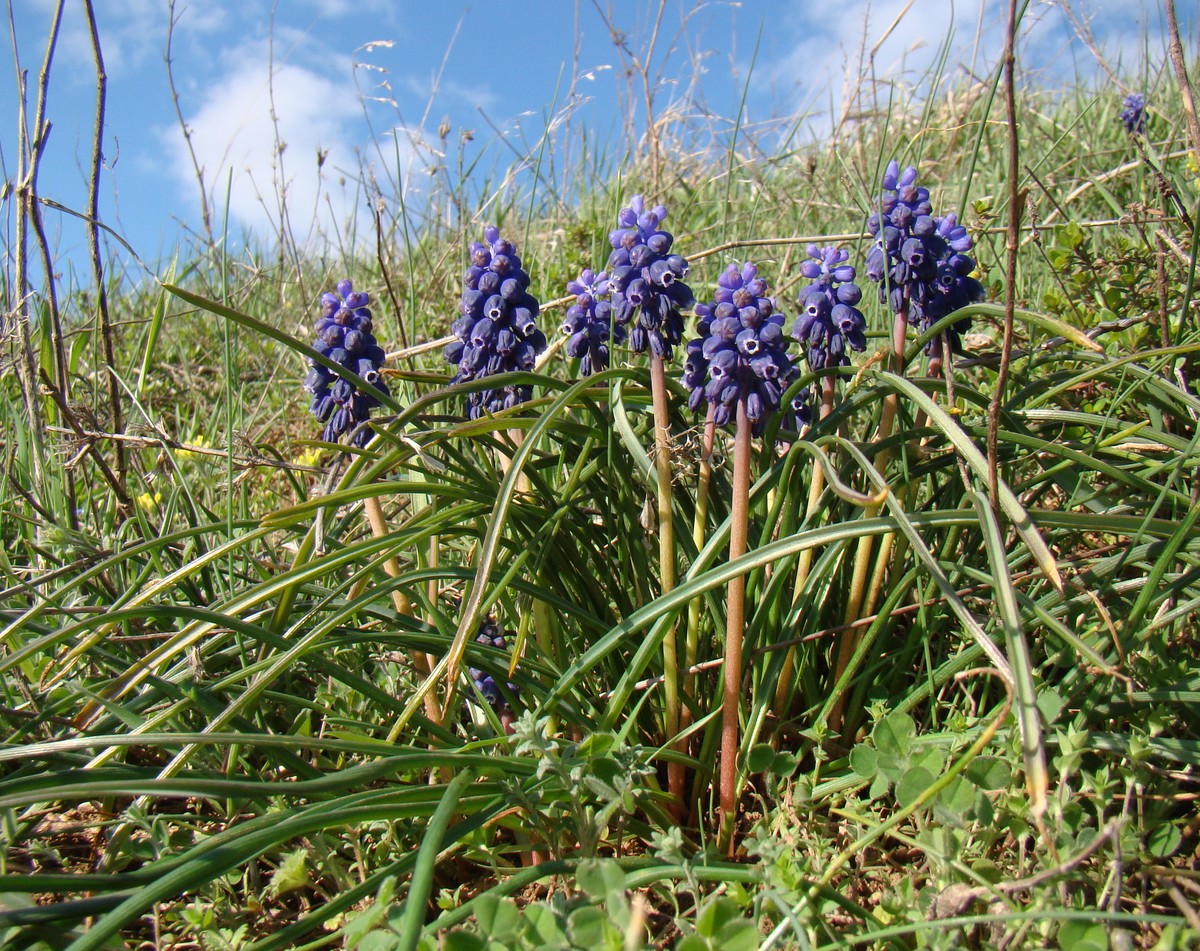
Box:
[173,435,211,462]
[294,447,323,469]
[137,491,162,512]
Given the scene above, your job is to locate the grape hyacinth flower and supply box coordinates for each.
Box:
[444,226,547,419]
[793,245,868,374]
[303,279,390,447]
[1120,93,1147,135]
[561,268,625,375]
[606,195,694,360]
[865,161,985,354]
[683,262,794,433]
[467,619,519,718]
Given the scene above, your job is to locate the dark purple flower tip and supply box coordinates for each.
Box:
[647,232,673,255]
[336,279,353,299]
[1120,93,1147,134]
[484,225,500,245]
[882,159,900,191]
[901,237,927,266]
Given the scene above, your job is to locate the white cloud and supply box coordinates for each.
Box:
[761,0,1188,130]
[159,53,419,246]
[158,44,432,247]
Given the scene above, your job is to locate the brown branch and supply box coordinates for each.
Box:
[82,0,124,493]
[1165,0,1200,162]
[38,369,134,512]
[988,0,1022,514]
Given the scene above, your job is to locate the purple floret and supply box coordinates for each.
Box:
[604,195,694,361]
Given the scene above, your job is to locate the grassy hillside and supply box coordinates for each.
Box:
[3,9,1200,950]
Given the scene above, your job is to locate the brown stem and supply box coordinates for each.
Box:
[988,0,1022,515]
[362,493,442,727]
[82,0,124,494]
[719,399,752,854]
[1165,0,1200,163]
[649,354,683,814]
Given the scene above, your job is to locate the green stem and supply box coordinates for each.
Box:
[775,374,837,714]
[396,770,473,951]
[828,304,908,735]
[719,400,752,854]
[685,411,715,698]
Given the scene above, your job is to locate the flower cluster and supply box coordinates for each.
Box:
[605,196,693,360]
[865,161,985,352]
[682,262,794,431]
[303,279,390,447]
[444,227,547,419]
[561,268,625,375]
[1120,93,1147,135]
[792,244,868,373]
[467,619,518,714]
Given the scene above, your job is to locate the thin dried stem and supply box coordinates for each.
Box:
[82,0,124,497]
[1165,0,1200,162]
[988,0,1022,513]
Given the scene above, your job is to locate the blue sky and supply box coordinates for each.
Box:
[2,0,1194,280]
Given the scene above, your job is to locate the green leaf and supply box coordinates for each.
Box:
[746,744,776,773]
[442,932,487,951]
[576,859,626,902]
[771,751,798,778]
[912,747,946,776]
[695,897,743,939]
[895,766,937,809]
[1037,689,1064,726]
[472,896,520,941]
[343,890,393,948]
[523,904,568,946]
[1063,221,1086,249]
[1058,920,1106,951]
[266,848,309,898]
[715,919,761,951]
[1148,823,1182,858]
[935,777,977,820]
[873,712,916,760]
[849,745,878,780]
[966,756,1012,791]
[567,906,615,948]
[358,932,405,951]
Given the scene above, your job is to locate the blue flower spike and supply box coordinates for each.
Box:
[467,619,519,730]
[562,268,626,375]
[304,279,390,447]
[1120,93,1147,135]
[606,195,694,360]
[445,226,547,418]
[683,261,794,434]
[865,162,985,354]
